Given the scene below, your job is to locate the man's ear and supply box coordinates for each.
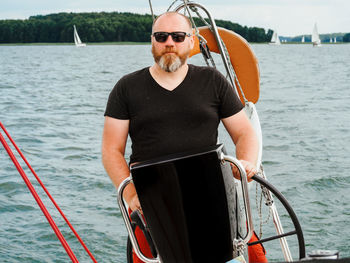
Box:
[189,29,195,49]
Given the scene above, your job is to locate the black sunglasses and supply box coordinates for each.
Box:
[152,31,192,43]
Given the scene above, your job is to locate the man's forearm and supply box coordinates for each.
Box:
[102,148,137,205]
[235,129,259,166]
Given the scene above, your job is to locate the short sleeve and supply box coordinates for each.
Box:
[217,72,243,118]
[104,78,130,120]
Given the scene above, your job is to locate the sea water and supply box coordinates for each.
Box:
[1,43,350,262]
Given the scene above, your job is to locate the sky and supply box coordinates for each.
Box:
[1,0,349,37]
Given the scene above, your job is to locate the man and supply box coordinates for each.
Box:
[102,11,263,262]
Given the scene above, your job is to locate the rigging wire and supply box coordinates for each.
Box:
[0,122,97,263]
[148,0,155,21]
[167,0,181,12]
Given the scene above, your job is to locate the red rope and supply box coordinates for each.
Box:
[0,122,97,262]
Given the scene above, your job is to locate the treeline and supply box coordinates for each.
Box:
[287,33,347,43]
[208,19,273,43]
[0,11,273,43]
[344,33,350,42]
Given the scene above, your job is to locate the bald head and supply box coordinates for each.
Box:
[152,12,192,33]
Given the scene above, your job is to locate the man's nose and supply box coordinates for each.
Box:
[164,34,175,45]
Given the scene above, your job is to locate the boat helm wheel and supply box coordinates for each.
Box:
[250,175,306,260]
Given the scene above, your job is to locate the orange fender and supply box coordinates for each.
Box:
[190,26,260,105]
[248,231,268,263]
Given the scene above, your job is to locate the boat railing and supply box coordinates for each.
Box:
[118,176,161,263]
[173,1,241,99]
[220,154,254,245]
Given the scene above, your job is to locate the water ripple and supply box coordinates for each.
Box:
[1,44,350,261]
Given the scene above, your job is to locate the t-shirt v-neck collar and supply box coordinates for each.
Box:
[148,64,192,93]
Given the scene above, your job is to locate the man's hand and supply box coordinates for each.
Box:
[230,159,257,182]
[127,192,143,214]
[221,111,259,182]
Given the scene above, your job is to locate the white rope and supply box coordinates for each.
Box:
[255,167,272,239]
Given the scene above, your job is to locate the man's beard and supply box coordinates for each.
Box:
[152,46,189,73]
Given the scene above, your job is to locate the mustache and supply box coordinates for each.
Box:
[161,47,178,55]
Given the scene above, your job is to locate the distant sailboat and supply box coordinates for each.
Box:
[269,31,281,45]
[301,36,305,43]
[330,38,333,43]
[73,25,86,47]
[311,23,321,47]
[334,37,337,43]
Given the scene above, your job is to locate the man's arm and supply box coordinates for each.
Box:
[101,116,140,211]
[221,109,259,181]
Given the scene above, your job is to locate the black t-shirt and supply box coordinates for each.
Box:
[104,64,243,163]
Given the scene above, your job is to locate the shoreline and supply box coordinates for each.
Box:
[0,42,151,46]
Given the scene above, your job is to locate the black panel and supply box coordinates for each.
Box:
[131,145,235,263]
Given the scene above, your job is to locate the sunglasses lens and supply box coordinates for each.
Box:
[172,32,186,42]
[153,32,188,43]
[154,32,168,42]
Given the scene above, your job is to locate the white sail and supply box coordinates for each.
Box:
[270,32,276,42]
[269,31,281,45]
[334,37,337,43]
[301,36,305,43]
[73,25,86,47]
[312,23,321,47]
